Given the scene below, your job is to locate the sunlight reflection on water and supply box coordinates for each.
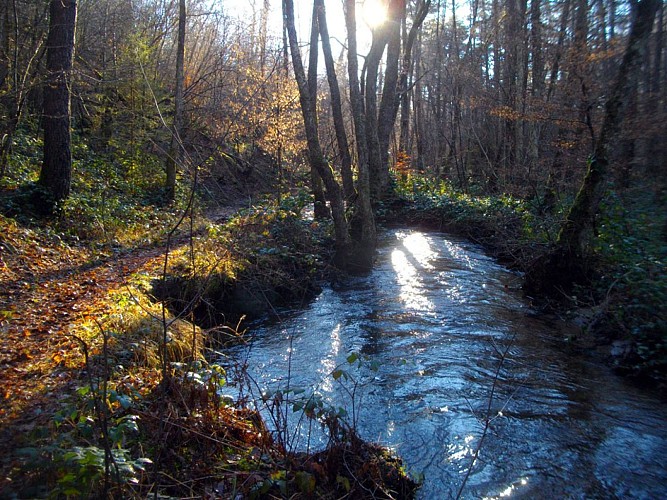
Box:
[400,231,437,269]
[391,231,436,313]
[319,323,341,392]
[223,229,667,499]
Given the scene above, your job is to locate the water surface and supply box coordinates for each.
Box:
[223,230,667,498]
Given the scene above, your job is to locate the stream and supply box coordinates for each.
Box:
[221,229,667,498]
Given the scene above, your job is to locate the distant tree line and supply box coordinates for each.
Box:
[0,0,664,270]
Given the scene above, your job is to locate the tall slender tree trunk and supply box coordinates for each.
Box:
[369,0,430,200]
[0,0,8,90]
[307,1,329,219]
[165,0,185,202]
[546,0,572,102]
[527,0,544,173]
[39,0,77,207]
[549,0,588,187]
[375,0,403,194]
[1,1,47,179]
[558,0,660,252]
[395,1,430,170]
[315,0,355,201]
[344,0,376,266]
[399,16,411,153]
[364,17,390,201]
[259,0,270,74]
[283,0,353,267]
[0,0,13,178]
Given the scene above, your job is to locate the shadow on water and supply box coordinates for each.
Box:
[222,229,667,499]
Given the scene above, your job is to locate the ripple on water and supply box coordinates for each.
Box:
[223,230,667,499]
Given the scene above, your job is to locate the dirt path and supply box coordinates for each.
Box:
[0,206,243,473]
[0,242,166,426]
[0,205,242,421]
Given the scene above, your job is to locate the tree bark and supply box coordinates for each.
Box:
[39,0,77,207]
[344,0,376,268]
[557,0,661,254]
[376,0,403,192]
[0,0,13,178]
[364,15,390,201]
[527,0,544,171]
[165,0,185,202]
[1,1,47,179]
[283,0,353,267]
[315,0,355,201]
[0,1,8,89]
[307,1,329,219]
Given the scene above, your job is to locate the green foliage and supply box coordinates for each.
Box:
[171,360,228,401]
[594,191,667,379]
[222,191,332,289]
[18,379,151,498]
[38,360,227,497]
[261,351,381,450]
[0,127,43,188]
[1,124,194,247]
[56,444,151,496]
[56,143,187,245]
[394,175,666,382]
[392,173,558,253]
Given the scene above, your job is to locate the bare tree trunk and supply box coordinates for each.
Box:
[549,0,589,188]
[527,0,544,173]
[259,0,270,74]
[368,0,430,200]
[559,0,660,252]
[307,1,329,219]
[0,1,7,88]
[315,0,355,201]
[376,0,403,194]
[364,14,390,201]
[165,0,185,202]
[546,0,572,102]
[1,0,46,178]
[39,0,77,208]
[649,3,665,186]
[399,15,411,153]
[393,1,430,170]
[283,0,353,267]
[0,0,13,178]
[344,0,376,267]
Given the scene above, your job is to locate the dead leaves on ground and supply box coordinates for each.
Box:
[0,216,166,427]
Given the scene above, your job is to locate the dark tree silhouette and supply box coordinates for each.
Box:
[38,0,77,208]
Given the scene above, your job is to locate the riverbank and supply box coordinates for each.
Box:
[1,180,663,497]
[226,227,667,497]
[0,196,419,498]
[382,179,666,391]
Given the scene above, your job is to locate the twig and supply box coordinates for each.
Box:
[456,333,516,499]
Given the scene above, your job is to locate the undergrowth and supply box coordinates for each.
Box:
[590,191,667,381]
[154,191,334,327]
[389,174,564,267]
[1,128,194,249]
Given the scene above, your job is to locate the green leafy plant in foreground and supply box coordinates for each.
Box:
[17,382,151,498]
[258,351,383,451]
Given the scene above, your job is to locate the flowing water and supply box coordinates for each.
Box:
[222,229,667,498]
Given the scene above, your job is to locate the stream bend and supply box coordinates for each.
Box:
[223,229,667,498]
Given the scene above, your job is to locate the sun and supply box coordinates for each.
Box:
[361,0,388,29]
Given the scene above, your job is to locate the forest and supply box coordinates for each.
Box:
[0,0,665,498]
